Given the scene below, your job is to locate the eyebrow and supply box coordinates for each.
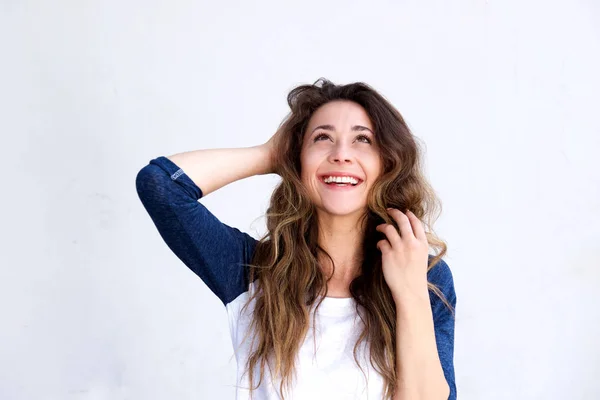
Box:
[310,124,374,135]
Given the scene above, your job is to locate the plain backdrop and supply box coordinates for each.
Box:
[1,0,599,399]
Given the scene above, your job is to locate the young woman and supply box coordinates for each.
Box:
[136,78,457,400]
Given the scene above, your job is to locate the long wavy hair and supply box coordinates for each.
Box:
[239,78,452,400]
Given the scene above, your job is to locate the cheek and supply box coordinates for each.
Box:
[371,157,383,178]
[359,149,383,178]
[300,150,320,178]
[299,156,313,187]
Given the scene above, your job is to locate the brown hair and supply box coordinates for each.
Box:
[240,78,452,399]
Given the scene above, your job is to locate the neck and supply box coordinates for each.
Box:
[316,210,366,282]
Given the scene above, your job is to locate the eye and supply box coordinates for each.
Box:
[356,134,372,144]
[313,133,373,144]
[314,133,331,142]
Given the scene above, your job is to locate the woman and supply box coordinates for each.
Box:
[136,78,456,400]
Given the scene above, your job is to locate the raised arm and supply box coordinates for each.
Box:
[166,145,273,197]
[135,143,276,306]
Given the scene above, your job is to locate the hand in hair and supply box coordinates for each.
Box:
[262,127,285,175]
[376,208,430,304]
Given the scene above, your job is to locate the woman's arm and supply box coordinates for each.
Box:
[376,209,456,399]
[135,140,277,306]
[393,297,449,400]
[166,144,273,197]
[393,258,457,400]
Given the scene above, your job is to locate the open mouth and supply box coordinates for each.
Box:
[319,176,364,187]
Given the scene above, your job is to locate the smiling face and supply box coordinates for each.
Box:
[300,100,382,218]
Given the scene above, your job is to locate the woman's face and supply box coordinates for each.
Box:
[300,100,382,217]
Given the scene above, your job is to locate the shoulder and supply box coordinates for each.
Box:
[426,255,457,314]
[427,255,455,291]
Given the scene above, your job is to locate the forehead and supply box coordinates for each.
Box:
[306,100,373,130]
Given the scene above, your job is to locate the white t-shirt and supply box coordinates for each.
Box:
[227,282,385,400]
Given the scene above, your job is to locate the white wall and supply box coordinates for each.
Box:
[1,0,599,399]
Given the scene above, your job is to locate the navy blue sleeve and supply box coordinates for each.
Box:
[135,156,258,306]
[427,256,458,400]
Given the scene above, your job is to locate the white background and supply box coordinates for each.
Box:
[1,0,599,399]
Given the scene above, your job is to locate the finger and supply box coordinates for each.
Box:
[406,210,427,241]
[387,208,414,239]
[376,239,392,253]
[376,223,401,248]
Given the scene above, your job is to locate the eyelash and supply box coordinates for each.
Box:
[314,133,372,144]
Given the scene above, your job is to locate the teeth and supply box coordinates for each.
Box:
[323,176,359,185]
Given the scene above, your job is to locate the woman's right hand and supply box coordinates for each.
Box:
[262,128,284,175]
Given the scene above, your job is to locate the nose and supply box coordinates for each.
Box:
[328,142,353,164]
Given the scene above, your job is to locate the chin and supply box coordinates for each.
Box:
[318,201,367,217]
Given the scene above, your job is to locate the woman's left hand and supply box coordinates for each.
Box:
[376,208,430,304]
